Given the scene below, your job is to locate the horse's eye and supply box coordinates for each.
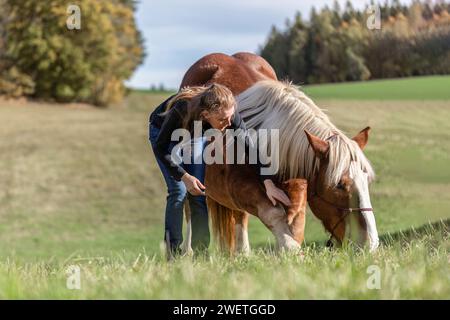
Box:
[336,182,345,190]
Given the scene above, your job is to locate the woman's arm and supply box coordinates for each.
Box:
[153,105,188,181]
[152,102,206,196]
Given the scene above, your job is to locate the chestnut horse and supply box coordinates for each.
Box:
[179,52,379,254]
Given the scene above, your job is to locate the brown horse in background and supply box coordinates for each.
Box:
[180,52,379,254]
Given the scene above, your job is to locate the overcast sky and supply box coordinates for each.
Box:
[125,0,407,89]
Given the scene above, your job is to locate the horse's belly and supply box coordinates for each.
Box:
[204,164,241,211]
[205,163,266,215]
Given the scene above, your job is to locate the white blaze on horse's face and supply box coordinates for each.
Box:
[348,161,379,252]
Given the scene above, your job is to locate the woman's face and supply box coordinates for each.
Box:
[202,104,235,131]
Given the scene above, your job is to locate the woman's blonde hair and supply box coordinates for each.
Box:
[164,83,235,131]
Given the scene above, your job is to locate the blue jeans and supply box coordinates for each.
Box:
[149,124,209,254]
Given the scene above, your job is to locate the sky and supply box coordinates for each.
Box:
[125,0,403,90]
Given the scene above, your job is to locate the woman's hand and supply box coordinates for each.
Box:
[181,173,206,196]
[263,179,291,207]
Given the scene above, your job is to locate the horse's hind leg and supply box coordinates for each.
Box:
[181,201,193,256]
[234,211,250,255]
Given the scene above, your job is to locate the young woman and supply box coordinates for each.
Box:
[149,84,291,256]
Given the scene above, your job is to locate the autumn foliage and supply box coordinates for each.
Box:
[0,0,144,106]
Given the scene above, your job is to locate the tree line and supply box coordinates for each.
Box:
[260,0,450,84]
[0,0,144,106]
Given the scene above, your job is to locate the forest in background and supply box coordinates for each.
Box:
[260,0,450,84]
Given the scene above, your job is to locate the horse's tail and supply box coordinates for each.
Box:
[207,197,235,253]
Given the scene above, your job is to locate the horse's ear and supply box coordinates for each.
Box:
[352,126,370,150]
[304,130,329,159]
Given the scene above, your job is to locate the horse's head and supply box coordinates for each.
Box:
[305,127,379,251]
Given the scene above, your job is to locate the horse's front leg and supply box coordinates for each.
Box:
[256,203,301,252]
[231,178,302,252]
[233,211,250,255]
[281,179,308,246]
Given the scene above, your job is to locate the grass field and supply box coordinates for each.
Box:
[303,75,450,100]
[0,75,449,299]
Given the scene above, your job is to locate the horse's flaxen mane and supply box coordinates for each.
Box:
[236,80,375,186]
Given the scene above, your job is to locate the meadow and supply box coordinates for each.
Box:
[0,75,449,299]
[303,75,450,100]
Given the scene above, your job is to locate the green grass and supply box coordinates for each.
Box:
[303,75,450,100]
[0,222,447,299]
[0,77,449,298]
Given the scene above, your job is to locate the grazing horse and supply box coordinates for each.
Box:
[179,52,379,254]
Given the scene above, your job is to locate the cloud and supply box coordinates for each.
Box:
[126,0,389,89]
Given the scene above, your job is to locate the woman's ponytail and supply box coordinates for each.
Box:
[164,86,209,112]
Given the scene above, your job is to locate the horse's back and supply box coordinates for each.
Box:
[231,52,277,80]
[180,52,277,95]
